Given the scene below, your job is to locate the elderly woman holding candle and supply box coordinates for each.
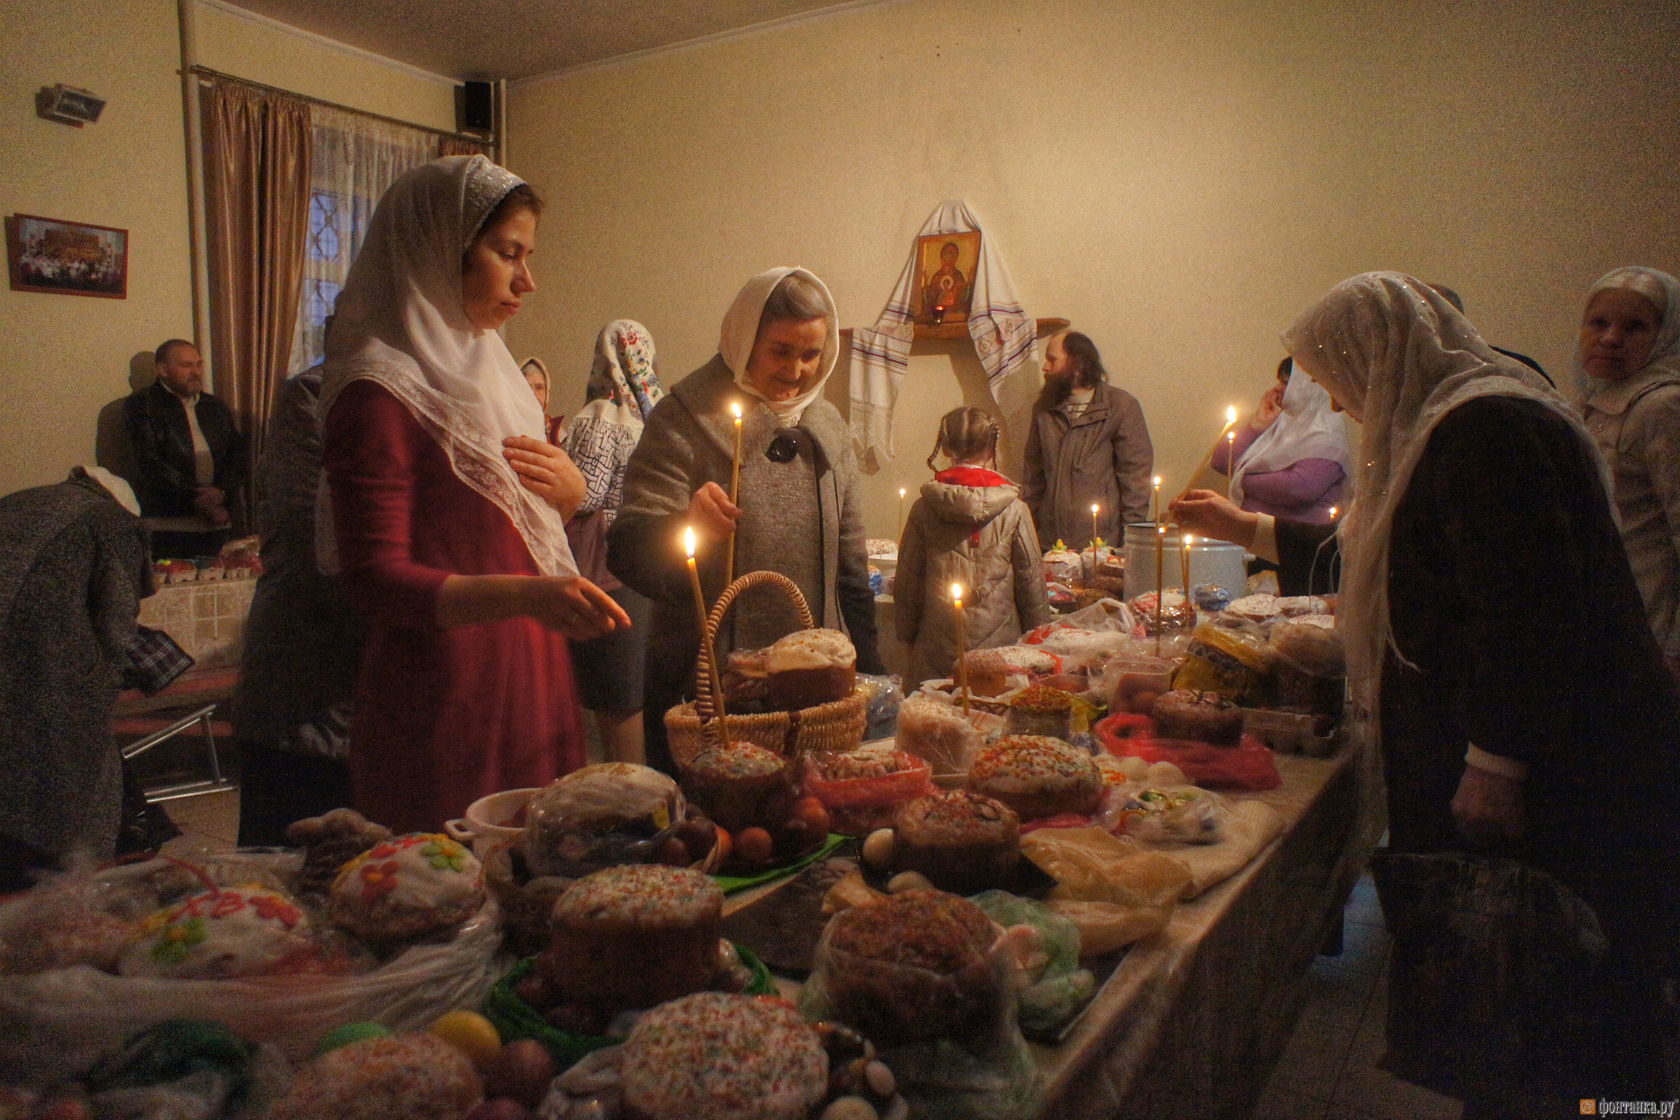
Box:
[1210,356,1349,523]
[1574,266,1680,685]
[1176,272,1680,1114]
[608,267,884,773]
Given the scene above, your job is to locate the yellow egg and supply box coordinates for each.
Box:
[427,1009,502,1069]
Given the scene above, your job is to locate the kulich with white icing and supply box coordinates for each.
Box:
[766,627,857,709]
[118,884,314,979]
[328,832,485,947]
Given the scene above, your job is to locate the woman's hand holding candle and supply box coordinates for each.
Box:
[686,481,741,542]
[1170,489,1260,549]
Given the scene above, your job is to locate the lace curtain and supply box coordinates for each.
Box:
[288,108,439,373]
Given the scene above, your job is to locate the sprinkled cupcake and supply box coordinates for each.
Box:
[619,992,829,1120]
[966,735,1104,821]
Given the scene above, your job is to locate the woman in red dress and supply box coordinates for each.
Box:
[320,155,628,833]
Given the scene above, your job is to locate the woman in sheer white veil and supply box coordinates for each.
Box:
[1183,272,1679,1114]
[320,154,627,833]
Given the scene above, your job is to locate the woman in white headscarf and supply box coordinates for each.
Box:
[320,155,628,834]
[556,320,665,764]
[1211,355,1350,523]
[609,268,884,772]
[1176,272,1680,1114]
[1574,266,1680,683]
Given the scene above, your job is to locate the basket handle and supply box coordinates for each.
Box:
[694,570,816,723]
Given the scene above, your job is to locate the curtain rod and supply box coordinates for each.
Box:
[188,65,491,145]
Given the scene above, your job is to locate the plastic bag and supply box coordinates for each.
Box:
[1105,785,1230,845]
[969,891,1095,1039]
[896,694,990,776]
[1095,715,1282,791]
[857,672,905,740]
[799,893,1041,1120]
[1019,828,1190,954]
[1171,619,1270,704]
[0,851,505,1085]
[801,746,935,834]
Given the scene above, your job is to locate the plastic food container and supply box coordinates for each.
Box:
[1122,524,1247,601]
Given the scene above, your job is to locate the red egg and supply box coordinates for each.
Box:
[673,817,716,858]
[485,1038,556,1108]
[793,797,831,836]
[465,1099,531,1120]
[655,835,691,867]
[735,826,774,866]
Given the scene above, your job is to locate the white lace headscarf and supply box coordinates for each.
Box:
[719,267,839,426]
[1230,365,1352,509]
[1281,272,1603,720]
[318,155,576,577]
[1574,266,1680,390]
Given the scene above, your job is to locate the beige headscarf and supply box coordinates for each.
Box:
[317,155,576,577]
[1574,266,1680,389]
[718,266,839,426]
[1281,272,1604,720]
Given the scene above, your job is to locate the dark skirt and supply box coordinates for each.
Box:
[568,583,650,713]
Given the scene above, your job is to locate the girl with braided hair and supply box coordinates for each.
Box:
[895,407,1052,688]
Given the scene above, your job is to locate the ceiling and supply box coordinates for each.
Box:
[220,0,856,81]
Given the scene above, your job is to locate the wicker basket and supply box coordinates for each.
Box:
[664,570,868,768]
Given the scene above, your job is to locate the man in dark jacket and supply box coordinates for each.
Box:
[123,339,248,555]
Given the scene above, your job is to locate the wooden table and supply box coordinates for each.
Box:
[1030,746,1377,1118]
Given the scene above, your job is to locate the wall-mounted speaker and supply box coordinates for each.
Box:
[37,85,105,127]
[460,81,494,135]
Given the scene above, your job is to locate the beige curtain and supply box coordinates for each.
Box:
[437,135,490,158]
[200,81,311,497]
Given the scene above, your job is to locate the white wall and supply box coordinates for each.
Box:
[0,0,457,499]
[192,1,456,133]
[0,0,194,499]
[505,0,1680,540]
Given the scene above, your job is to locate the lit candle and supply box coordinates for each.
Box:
[1154,524,1166,655]
[1181,531,1193,597]
[898,486,908,540]
[1328,505,1339,522]
[1090,502,1100,552]
[726,402,744,583]
[1151,476,1162,525]
[684,526,729,738]
[951,581,971,716]
[1225,425,1237,500]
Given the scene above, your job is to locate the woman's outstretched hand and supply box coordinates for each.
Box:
[524,575,632,640]
[504,436,586,517]
[1169,489,1259,548]
[686,481,741,542]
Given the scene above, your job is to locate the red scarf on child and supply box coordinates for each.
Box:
[934,465,1011,488]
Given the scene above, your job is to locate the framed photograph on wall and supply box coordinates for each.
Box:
[913,230,981,324]
[6,213,128,298]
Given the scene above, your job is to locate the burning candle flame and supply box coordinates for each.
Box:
[683,525,697,559]
[729,401,743,420]
[1226,405,1238,426]
[950,582,964,604]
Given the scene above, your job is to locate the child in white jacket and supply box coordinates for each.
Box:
[897,407,1053,688]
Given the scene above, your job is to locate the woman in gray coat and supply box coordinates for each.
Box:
[0,468,151,873]
[608,268,883,772]
[1023,330,1154,547]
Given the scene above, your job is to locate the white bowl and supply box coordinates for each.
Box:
[443,787,538,858]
